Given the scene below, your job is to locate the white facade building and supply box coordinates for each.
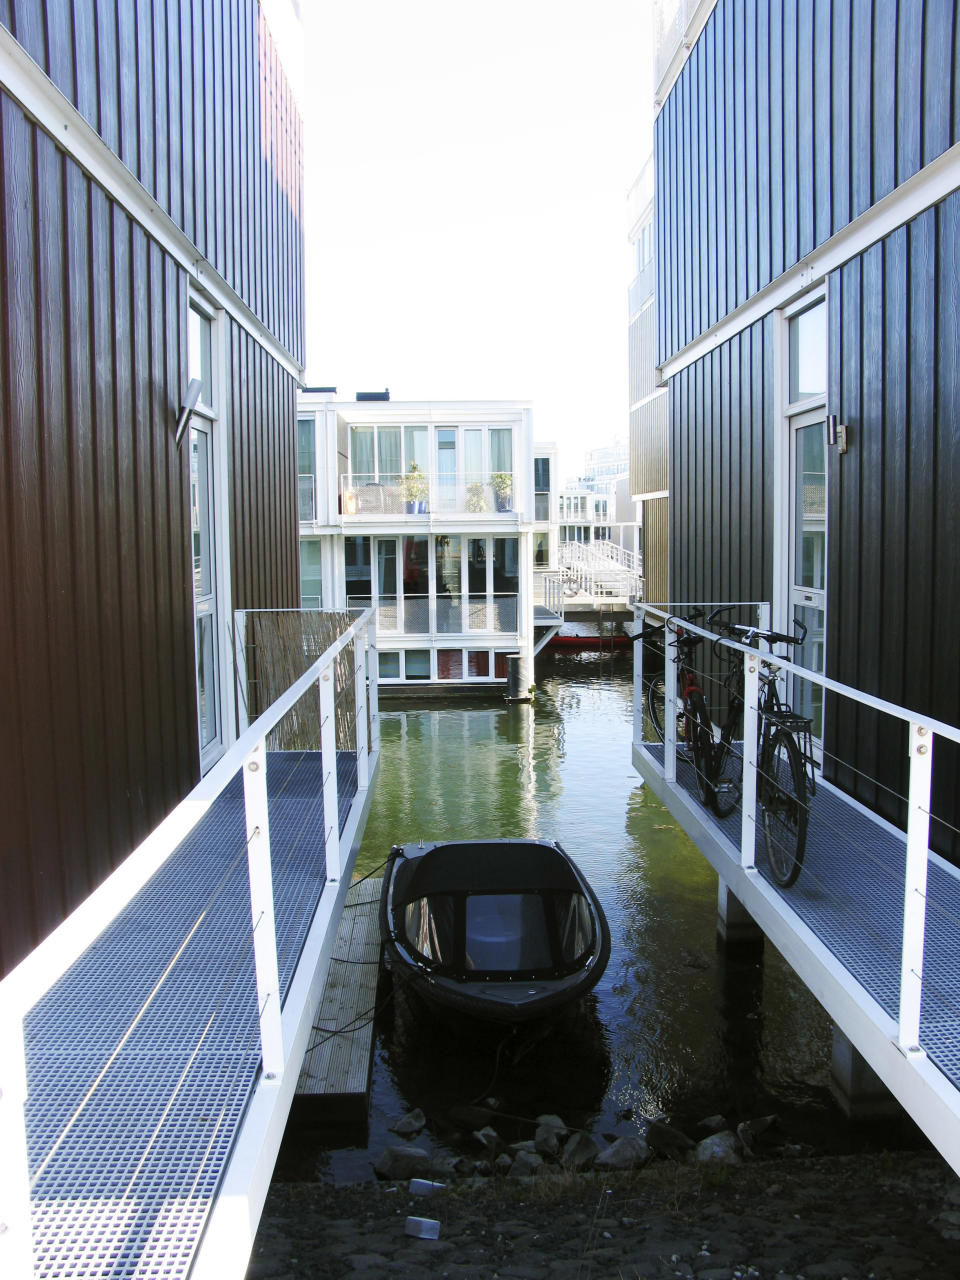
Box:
[297,393,559,689]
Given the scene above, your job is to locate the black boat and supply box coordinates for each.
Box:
[379,839,611,1025]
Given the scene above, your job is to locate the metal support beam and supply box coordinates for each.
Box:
[242,740,284,1079]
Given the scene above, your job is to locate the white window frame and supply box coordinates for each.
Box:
[189,290,234,774]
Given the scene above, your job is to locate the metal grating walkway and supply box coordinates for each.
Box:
[647,741,960,1093]
[24,749,358,1280]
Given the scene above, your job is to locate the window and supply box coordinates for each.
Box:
[468,650,489,677]
[405,650,431,679]
[534,456,550,491]
[344,536,372,602]
[379,651,401,679]
[437,648,463,679]
[788,301,827,402]
[298,417,316,521]
[300,540,324,609]
[534,532,549,566]
[188,300,224,772]
[489,428,512,474]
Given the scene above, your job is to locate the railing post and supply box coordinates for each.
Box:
[740,650,760,869]
[0,1001,33,1280]
[664,621,678,783]
[899,721,933,1053]
[367,617,380,753]
[242,740,284,1079]
[319,665,342,882]
[353,632,369,790]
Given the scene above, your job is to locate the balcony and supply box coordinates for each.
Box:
[340,472,519,520]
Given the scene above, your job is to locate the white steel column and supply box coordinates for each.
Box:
[740,652,760,869]
[319,668,342,882]
[899,721,933,1053]
[242,740,284,1078]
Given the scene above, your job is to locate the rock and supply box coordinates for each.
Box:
[695,1131,741,1165]
[646,1119,695,1160]
[561,1131,603,1171]
[594,1135,651,1171]
[473,1125,504,1157]
[536,1113,568,1136]
[373,1145,432,1180]
[391,1106,426,1137]
[698,1114,729,1134]
[494,1152,513,1175]
[736,1115,778,1155]
[509,1139,538,1155]
[534,1124,562,1158]
[510,1149,544,1178]
[428,1154,461,1179]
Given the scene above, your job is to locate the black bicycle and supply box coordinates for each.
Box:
[643,608,814,887]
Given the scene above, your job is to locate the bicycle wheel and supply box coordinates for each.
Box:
[646,674,666,743]
[711,735,742,818]
[685,690,714,806]
[760,728,808,887]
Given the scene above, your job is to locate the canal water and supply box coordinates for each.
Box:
[288,649,913,1182]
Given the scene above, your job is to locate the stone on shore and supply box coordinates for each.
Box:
[594,1134,651,1171]
[561,1131,603,1170]
[373,1144,432,1180]
[390,1106,426,1137]
[695,1130,741,1164]
[646,1119,696,1160]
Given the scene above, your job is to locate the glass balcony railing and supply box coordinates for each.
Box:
[345,593,519,636]
[340,472,518,518]
[298,473,316,522]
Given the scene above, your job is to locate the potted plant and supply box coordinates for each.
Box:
[403,462,428,513]
[466,481,487,513]
[491,471,513,512]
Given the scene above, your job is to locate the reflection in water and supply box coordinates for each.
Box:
[344,652,840,1172]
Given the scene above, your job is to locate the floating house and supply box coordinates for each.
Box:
[296,390,563,689]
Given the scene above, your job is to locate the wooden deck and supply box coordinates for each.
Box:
[295,877,383,1126]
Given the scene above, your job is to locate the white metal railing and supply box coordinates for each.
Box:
[0,608,379,1279]
[341,471,520,518]
[533,571,564,617]
[560,541,643,601]
[345,592,519,637]
[632,600,960,1061]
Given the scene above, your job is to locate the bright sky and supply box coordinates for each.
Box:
[301,1,654,483]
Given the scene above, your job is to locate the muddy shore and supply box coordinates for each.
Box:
[247,1148,960,1279]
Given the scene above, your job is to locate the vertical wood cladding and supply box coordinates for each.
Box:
[655,0,960,366]
[0,0,304,364]
[0,91,194,971]
[641,496,670,608]
[228,317,300,614]
[668,317,774,610]
[0,87,300,973]
[826,190,960,858]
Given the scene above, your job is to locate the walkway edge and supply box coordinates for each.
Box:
[189,750,380,1280]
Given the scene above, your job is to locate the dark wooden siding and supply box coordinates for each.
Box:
[0,0,304,364]
[642,496,670,607]
[227,317,300,612]
[0,87,300,973]
[655,0,960,366]
[826,189,960,859]
[0,90,194,972]
[668,317,774,608]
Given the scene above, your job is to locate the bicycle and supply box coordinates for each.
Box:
[636,610,717,810]
[642,608,814,888]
